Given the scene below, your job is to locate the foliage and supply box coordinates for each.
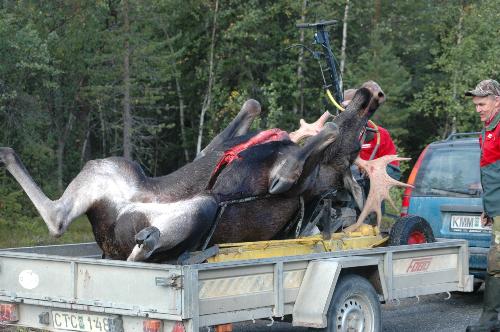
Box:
[404,0,499,157]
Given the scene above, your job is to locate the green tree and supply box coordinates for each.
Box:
[407,0,500,160]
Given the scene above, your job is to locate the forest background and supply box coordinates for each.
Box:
[0,0,498,246]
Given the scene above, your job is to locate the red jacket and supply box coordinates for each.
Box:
[479,111,500,217]
[359,123,400,167]
[479,113,500,167]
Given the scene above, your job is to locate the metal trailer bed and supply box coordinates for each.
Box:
[0,238,472,332]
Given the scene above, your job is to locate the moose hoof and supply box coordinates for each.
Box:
[268,158,302,195]
[241,99,261,117]
[0,147,16,166]
[134,226,160,252]
[269,175,295,195]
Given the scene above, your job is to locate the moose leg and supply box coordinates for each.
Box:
[269,122,340,195]
[0,148,134,237]
[0,147,64,235]
[126,195,218,261]
[196,99,262,159]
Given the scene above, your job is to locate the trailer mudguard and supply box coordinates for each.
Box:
[292,256,380,328]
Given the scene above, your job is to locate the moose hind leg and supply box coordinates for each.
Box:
[126,195,219,262]
[0,148,114,237]
[52,158,142,236]
[0,147,64,235]
[196,99,262,159]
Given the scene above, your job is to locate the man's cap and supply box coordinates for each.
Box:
[465,79,500,97]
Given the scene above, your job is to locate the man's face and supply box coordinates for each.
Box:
[472,95,500,123]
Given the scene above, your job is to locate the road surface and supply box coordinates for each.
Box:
[231,289,483,331]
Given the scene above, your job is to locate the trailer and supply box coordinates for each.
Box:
[0,233,472,332]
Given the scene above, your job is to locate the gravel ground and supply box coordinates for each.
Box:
[231,289,484,332]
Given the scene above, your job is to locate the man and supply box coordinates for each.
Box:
[465,79,500,332]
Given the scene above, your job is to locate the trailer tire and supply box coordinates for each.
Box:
[314,274,381,332]
[389,215,435,246]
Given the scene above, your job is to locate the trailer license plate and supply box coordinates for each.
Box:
[450,215,490,233]
[52,311,120,332]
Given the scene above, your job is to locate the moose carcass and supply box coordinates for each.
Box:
[0,83,389,262]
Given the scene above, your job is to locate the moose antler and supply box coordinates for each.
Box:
[289,111,332,143]
[343,155,413,233]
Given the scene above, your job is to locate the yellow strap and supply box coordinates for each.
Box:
[368,121,381,146]
[326,89,345,112]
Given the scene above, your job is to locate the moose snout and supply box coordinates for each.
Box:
[361,80,385,105]
[377,91,386,104]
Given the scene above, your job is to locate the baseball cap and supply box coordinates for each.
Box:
[465,79,500,97]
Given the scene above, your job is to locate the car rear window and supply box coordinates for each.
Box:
[413,144,482,197]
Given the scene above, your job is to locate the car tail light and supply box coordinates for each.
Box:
[401,145,429,216]
[171,321,185,332]
[400,194,411,216]
[143,319,162,332]
[0,303,19,322]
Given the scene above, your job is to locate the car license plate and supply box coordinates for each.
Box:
[450,215,491,233]
[52,311,121,332]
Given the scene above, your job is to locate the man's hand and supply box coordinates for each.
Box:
[481,212,493,227]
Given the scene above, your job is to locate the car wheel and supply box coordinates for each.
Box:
[389,215,435,246]
[311,274,381,332]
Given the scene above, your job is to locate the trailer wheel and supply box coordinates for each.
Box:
[389,215,435,246]
[316,274,381,332]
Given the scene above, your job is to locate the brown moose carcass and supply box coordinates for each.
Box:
[0,82,407,262]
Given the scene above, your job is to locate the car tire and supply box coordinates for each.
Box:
[311,274,381,332]
[389,215,435,246]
